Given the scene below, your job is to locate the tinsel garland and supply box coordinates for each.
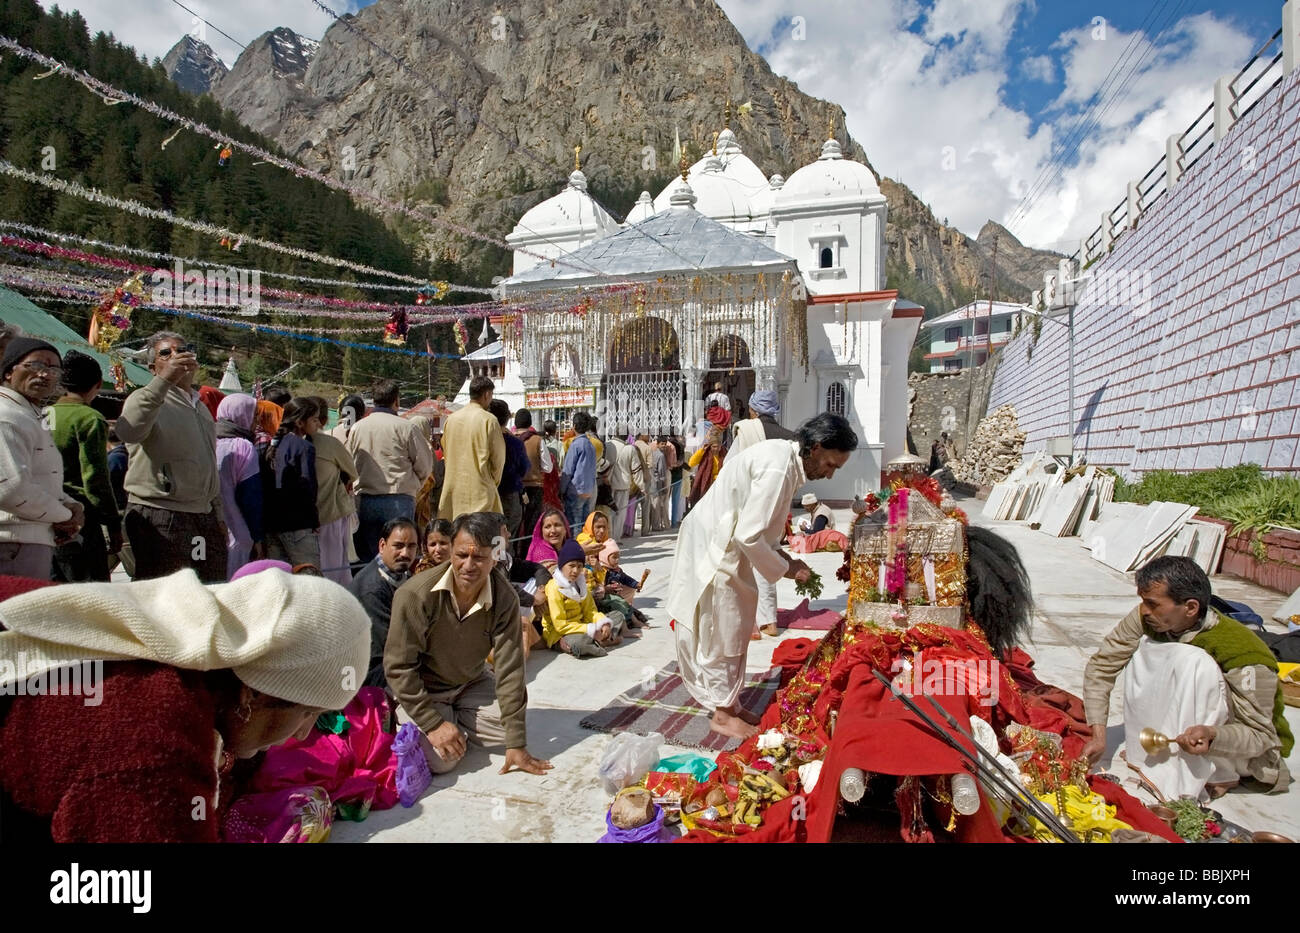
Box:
[0,257,519,322]
[0,158,426,284]
[0,35,585,276]
[0,220,461,293]
[0,235,476,307]
[0,271,465,359]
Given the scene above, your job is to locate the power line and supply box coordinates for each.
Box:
[1006,0,1172,232]
[165,0,247,53]
[1015,0,1192,238]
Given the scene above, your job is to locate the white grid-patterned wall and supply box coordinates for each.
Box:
[988,67,1300,476]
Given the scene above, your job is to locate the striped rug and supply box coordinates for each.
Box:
[579,661,782,752]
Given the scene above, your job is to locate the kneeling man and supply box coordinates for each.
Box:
[1082,556,1291,800]
[385,511,552,776]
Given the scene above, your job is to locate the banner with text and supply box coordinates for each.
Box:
[525,387,595,409]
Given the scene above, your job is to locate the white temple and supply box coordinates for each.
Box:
[468,120,921,500]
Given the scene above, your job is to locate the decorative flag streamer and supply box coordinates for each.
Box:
[0,220,492,294]
[0,158,427,284]
[0,35,597,277]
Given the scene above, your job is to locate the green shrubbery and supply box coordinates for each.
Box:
[1110,465,1300,536]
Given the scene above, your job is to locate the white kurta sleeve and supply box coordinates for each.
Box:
[733,449,795,585]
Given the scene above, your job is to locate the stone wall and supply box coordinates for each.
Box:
[908,357,1000,459]
[987,68,1300,477]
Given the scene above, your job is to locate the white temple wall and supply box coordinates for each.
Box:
[773,201,887,298]
[881,314,921,462]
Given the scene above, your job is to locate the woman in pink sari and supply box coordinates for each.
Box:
[526,508,569,569]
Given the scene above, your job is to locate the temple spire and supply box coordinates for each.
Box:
[573,143,581,172]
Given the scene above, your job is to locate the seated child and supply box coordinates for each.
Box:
[543,540,625,658]
[578,510,649,628]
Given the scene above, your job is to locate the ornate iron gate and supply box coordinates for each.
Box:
[603,371,685,435]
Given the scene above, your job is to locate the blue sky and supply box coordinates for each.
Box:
[46,0,1289,250]
[715,0,1284,248]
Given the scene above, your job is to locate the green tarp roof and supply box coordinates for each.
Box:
[0,287,153,387]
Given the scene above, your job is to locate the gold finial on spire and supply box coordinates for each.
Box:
[724,97,732,130]
[573,143,581,172]
[827,115,834,141]
[679,151,689,183]
[712,131,719,156]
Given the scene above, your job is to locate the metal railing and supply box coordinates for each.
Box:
[1074,25,1286,266]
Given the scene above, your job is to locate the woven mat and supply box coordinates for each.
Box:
[777,598,841,631]
[579,661,782,752]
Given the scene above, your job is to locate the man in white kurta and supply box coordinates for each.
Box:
[667,416,856,738]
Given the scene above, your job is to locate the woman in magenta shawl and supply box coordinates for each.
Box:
[526,508,569,568]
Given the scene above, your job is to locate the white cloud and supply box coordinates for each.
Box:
[37,0,358,69]
[716,0,1264,253]
[1021,54,1055,83]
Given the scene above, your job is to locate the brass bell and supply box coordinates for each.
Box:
[1139,727,1178,756]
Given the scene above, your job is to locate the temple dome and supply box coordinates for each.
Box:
[776,138,883,206]
[508,168,620,244]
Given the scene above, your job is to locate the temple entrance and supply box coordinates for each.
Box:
[703,335,755,419]
[603,316,684,435]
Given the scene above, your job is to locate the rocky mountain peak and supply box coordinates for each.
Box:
[207,0,1062,307]
[161,34,228,96]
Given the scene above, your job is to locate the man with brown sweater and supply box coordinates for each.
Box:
[114,331,226,582]
[384,512,552,776]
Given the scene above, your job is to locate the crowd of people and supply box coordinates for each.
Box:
[0,325,813,839]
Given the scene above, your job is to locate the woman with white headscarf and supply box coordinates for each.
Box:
[0,569,369,842]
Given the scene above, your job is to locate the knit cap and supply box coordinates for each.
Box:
[0,569,370,710]
[1,337,58,380]
[557,539,586,569]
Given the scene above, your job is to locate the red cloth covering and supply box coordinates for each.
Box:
[771,637,818,686]
[248,687,398,814]
[678,617,1173,844]
[788,529,849,553]
[1089,775,1182,842]
[704,406,730,429]
[0,574,55,604]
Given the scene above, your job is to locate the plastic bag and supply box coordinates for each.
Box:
[598,731,663,795]
[393,721,433,807]
[653,753,717,782]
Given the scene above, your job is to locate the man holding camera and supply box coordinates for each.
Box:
[115,331,227,582]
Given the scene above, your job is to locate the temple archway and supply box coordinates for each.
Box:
[603,316,685,435]
[540,341,582,387]
[704,334,756,419]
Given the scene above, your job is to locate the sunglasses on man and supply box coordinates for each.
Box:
[156,344,197,358]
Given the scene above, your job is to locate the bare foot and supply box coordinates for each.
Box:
[710,708,759,739]
[736,707,761,725]
[751,631,762,641]
[760,624,780,637]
